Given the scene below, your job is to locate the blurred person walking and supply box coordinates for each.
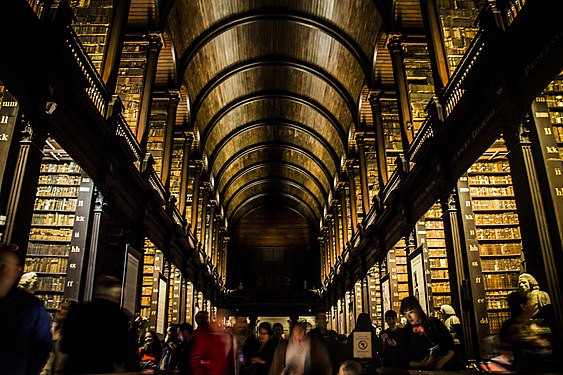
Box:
[190,311,234,375]
[0,244,52,375]
[499,290,557,373]
[60,275,139,373]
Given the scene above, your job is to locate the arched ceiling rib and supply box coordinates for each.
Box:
[182,21,364,104]
[230,194,318,228]
[216,146,332,196]
[225,178,322,220]
[164,0,384,228]
[193,58,358,133]
[203,95,347,156]
[167,3,382,74]
[221,163,327,214]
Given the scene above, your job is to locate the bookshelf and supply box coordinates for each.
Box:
[384,239,409,312]
[381,97,402,177]
[141,238,168,332]
[435,0,480,73]
[364,138,380,203]
[185,280,194,325]
[367,264,382,327]
[352,164,364,218]
[147,97,168,177]
[169,136,184,205]
[467,140,524,333]
[25,139,81,312]
[543,72,563,156]
[141,238,156,322]
[116,40,149,136]
[417,203,451,315]
[168,264,182,324]
[402,42,434,137]
[69,0,113,75]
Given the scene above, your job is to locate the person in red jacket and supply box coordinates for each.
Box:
[190,311,234,375]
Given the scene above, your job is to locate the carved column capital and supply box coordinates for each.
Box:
[167,90,180,107]
[355,132,366,144]
[368,91,384,107]
[148,32,163,51]
[387,33,403,52]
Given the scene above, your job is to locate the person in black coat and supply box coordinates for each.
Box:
[398,296,454,370]
[345,313,382,373]
[379,309,403,368]
[60,275,139,374]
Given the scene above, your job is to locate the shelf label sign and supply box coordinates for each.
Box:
[0,89,19,188]
[65,173,94,301]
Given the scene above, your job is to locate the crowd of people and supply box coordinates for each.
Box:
[1,243,561,374]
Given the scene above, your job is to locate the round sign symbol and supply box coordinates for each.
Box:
[358,340,368,350]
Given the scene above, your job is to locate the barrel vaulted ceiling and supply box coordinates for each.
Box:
[158,0,389,228]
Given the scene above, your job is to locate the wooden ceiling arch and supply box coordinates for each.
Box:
[161,0,385,249]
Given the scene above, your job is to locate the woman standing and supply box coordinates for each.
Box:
[138,331,162,369]
[399,296,454,370]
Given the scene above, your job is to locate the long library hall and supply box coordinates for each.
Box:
[1,0,563,374]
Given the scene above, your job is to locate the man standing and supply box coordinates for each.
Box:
[0,244,52,375]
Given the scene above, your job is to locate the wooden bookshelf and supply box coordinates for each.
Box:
[467,140,524,333]
[367,264,382,327]
[543,72,563,156]
[69,0,113,75]
[381,98,402,177]
[435,0,480,73]
[383,239,409,312]
[25,139,81,311]
[147,97,168,177]
[416,203,452,316]
[116,40,149,136]
[402,42,434,137]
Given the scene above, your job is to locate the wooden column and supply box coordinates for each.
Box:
[319,236,326,282]
[346,161,358,233]
[332,200,342,259]
[388,34,414,149]
[206,200,216,258]
[212,220,222,267]
[199,182,211,248]
[504,108,563,346]
[355,134,371,216]
[369,92,389,187]
[2,121,46,249]
[453,178,490,360]
[65,173,95,302]
[327,214,336,272]
[190,161,203,236]
[137,33,162,150]
[323,226,331,273]
[338,183,350,247]
[82,188,108,301]
[419,0,450,90]
[179,133,193,218]
[440,194,466,331]
[362,274,370,314]
[100,0,131,92]
[221,236,229,284]
[162,90,179,189]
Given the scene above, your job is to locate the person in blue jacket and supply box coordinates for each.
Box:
[0,243,52,375]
